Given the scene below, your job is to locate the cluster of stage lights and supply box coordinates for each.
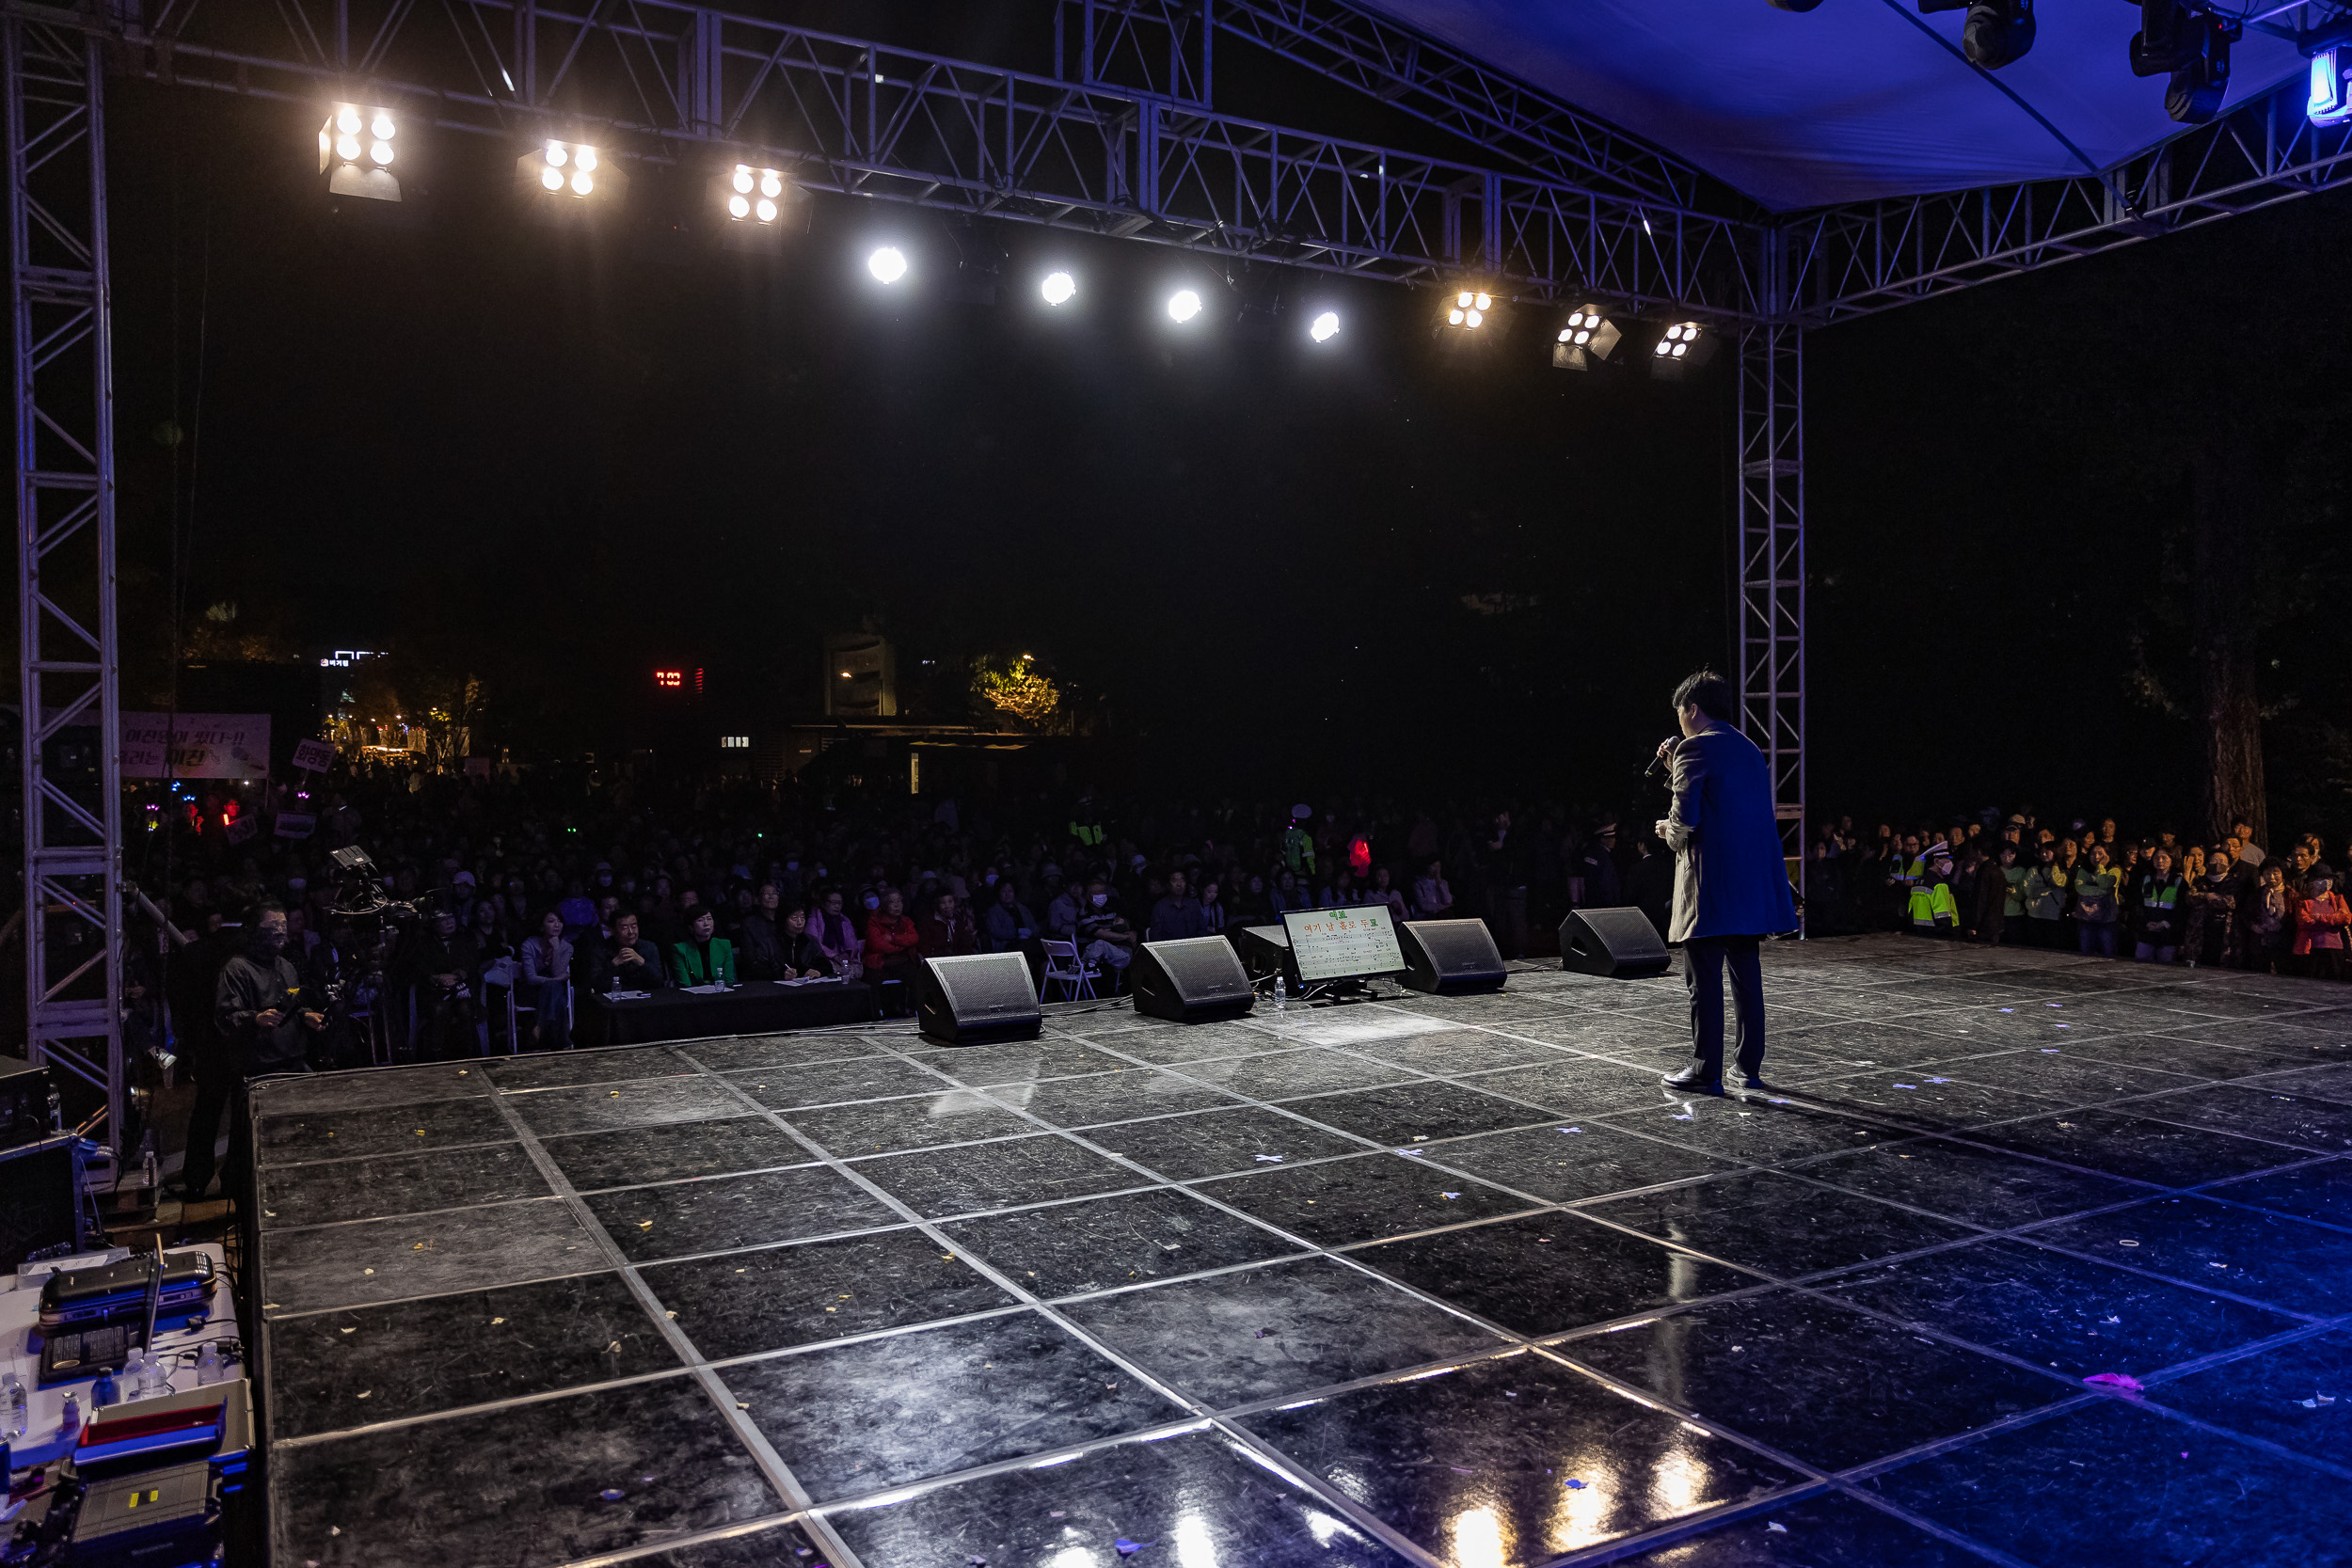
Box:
[1655,321,1703,360]
[861,249,1351,343]
[539,139,599,197]
[324,103,396,168]
[1446,290,1494,329]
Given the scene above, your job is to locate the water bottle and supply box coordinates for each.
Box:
[1271,976,1288,1015]
[59,1392,80,1442]
[91,1366,119,1409]
[195,1343,223,1386]
[138,1129,159,1196]
[121,1350,148,1401]
[147,1349,174,1397]
[2,1370,26,1437]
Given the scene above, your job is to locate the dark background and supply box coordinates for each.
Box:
[90,14,2352,834]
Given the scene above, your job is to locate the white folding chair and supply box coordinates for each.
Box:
[1041,938,1099,1001]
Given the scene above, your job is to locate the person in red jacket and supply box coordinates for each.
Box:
[916,890,978,958]
[864,888,924,1007]
[2293,873,2350,981]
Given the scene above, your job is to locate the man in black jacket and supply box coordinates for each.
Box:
[408,908,481,1061]
[201,903,324,1202]
[581,911,670,995]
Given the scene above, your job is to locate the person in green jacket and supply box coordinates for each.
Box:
[2072,842,2122,959]
[670,907,738,988]
[2023,843,2070,949]
[1907,848,1961,937]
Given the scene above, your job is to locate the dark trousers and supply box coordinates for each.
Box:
[181,1068,253,1200]
[1684,934,1765,1079]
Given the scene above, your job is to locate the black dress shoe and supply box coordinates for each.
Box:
[1661,1065,1724,1092]
[1740,1074,1768,1090]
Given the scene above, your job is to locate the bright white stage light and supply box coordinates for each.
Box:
[542,166,565,191]
[577,149,598,172]
[1465,309,1484,327]
[869,245,909,283]
[322,103,403,203]
[733,166,755,195]
[1311,310,1340,342]
[755,198,777,222]
[369,140,393,166]
[1447,308,1465,326]
[1168,288,1202,323]
[758,172,783,199]
[336,107,361,135]
[1444,289,1493,330]
[1655,321,1703,358]
[371,114,395,141]
[547,141,568,168]
[571,171,595,196]
[1041,271,1076,306]
[728,193,751,218]
[335,135,361,161]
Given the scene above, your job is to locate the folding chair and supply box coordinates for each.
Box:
[1041,938,1100,1001]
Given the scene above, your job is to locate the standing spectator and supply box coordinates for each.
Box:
[2023,844,2068,949]
[2246,863,2293,974]
[2296,872,2351,980]
[2233,820,2266,868]
[1574,822,1623,908]
[469,899,517,1052]
[2073,843,2122,958]
[1906,850,1959,937]
[1483,809,1529,958]
[2186,844,2242,970]
[1973,844,2017,945]
[206,903,326,1203]
[518,909,574,1051]
[917,891,978,958]
[2133,849,2186,964]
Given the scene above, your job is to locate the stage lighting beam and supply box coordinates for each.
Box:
[869,245,909,283]
[1311,310,1340,342]
[2314,44,2352,127]
[517,139,627,213]
[319,102,401,202]
[1041,271,1076,306]
[1168,288,1203,323]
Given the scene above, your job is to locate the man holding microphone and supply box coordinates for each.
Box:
[1652,671,1797,1092]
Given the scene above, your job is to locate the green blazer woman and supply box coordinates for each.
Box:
[670,912,738,987]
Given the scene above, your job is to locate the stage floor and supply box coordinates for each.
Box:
[250,936,2352,1568]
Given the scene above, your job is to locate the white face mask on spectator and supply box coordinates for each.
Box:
[863,895,881,910]
[1090,893,1107,908]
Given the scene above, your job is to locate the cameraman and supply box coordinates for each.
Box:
[210,902,326,1203]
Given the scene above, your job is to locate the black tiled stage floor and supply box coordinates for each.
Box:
[251,937,2352,1568]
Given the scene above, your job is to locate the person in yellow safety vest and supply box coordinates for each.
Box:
[2023,842,2071,949]
[1069,793,1105,849]
[1282,804,1318,877]
[1883,832,1926,929]
[1907,847,1959,936]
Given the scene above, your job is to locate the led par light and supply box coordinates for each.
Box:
[1551,304,1623,371]
[709,164,796,251]
[2309,43,2350,127]
[516,138,629,216]
[319,103,400,202]
[1648,321,1720,381]
[1444,288,1494,330]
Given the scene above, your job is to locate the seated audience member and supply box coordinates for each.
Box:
[781,905,834,978]
[585,911,668,993]
[917,891,978,958]
[2296,872,2350,981]
[811,888,865,974]
[519,908,575,1051]
[1270,868,1310,913]
[410,908,482,1062]
[1414,858,1454,918]
[1198,879,1230,933]
[864,889,925,995]
[984,879,1042,953]
[670,906,738,988]
[1046,877,1088,943]
[1148,870,1209,941]
[1367,866,1408,926]
[469,899,517,1053]
[736,882,787,979]
[1077,878,1137,976]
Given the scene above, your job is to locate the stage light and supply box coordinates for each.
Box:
[728,193,751,218]
[1311,310,1340,342]
[1551,304,1623,370]
[1918,0,2036,70]
[1649,321,1720,380]
[1444,289,1492,330]
[1041,271,1076,306]
[732,166,754,194]
[2129,0,2239,125]
[755,198,776,222]
[1168,288,1203,323]
[2313,45,2352,127]
[517,140,626,212]
[869,245,909,283]
[320,103,401,202]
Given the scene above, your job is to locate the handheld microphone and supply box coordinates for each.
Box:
[1645,738,1677,783]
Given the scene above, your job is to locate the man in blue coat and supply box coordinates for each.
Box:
[1651,670,1797,1092]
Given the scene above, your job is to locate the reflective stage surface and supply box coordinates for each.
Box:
[252,936,2352,1567]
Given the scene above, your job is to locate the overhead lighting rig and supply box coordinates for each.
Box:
[2130,1,2240,125]
[319,103,400,202]
[1916,0,2036,70]
[1649,321,1720,381]
[1552,304,1622,371]
[516,137,629,216]
[711,163,797,251]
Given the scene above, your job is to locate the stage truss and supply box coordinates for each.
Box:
[9,0,2352,1135]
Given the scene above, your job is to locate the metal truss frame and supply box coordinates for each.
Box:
[7,13,122,1148]
[1737,325,1805,886]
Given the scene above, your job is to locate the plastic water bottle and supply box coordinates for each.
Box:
[91,1366,119,1409]
[1271,977,1288,1015]
[195,1343,223,1386]
[2,1371,26,1437]
[121,1350,148,1400]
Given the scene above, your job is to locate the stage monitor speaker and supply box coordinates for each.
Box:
[1233,924,1293,985]
[1134,937,1256,1023]
[1559,907,1672,979]
[1399,919,1508,995]
[918,953,1043,1045]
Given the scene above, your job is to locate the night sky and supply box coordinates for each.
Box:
[90,28,2352,832]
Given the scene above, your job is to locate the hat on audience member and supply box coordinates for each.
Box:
[453,870,476,886]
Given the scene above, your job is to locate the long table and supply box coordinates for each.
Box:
[580,977,877,1045]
